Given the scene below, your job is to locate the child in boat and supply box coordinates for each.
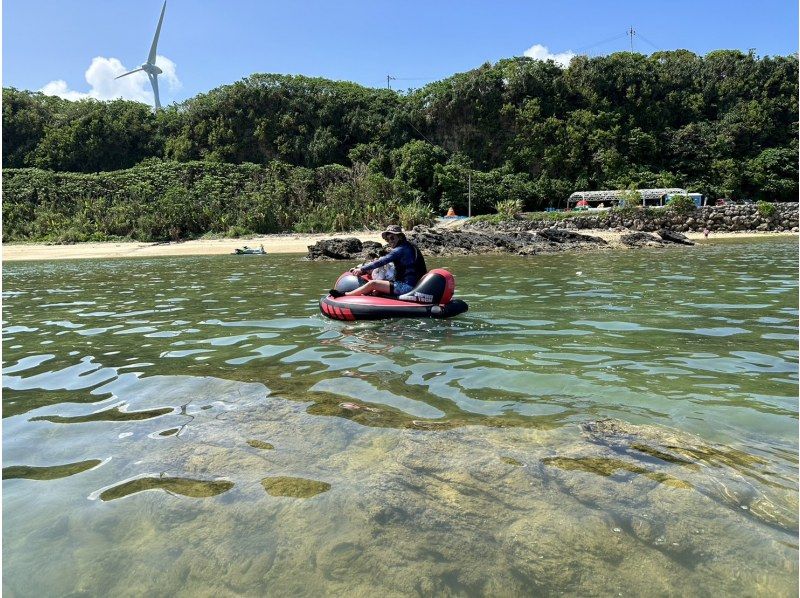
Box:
[330,225,427,298]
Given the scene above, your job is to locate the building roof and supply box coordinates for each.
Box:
[568,188,688,202]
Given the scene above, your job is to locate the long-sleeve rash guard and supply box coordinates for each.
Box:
[361,240,427,287]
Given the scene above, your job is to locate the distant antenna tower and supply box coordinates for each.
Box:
[628,26,636,51]
[115,1,167,110]
[387,75,396,90]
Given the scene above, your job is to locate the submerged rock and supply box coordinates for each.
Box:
[31,406,173,424]
[247,439,274,450]
[261,476,331,498]
[576,418,797,532]
[3,459,102,480]
[99,476,234,501]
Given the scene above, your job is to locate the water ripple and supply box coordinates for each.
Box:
[1,238,797,596]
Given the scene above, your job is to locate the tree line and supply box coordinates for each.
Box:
[3,49,797,241]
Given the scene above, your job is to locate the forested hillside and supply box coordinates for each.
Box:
[3,50,797,241]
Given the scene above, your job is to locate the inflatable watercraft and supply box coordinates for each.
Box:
[319,268,468,321]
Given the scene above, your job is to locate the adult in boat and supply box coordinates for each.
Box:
[330,225,427,298]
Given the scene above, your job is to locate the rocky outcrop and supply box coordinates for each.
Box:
[656,229,694,245]
[536,228,606,244]
[620,232,664,247]
[306,226,610,260]
[412,225,609,256]
[619,230,696,247]
[306,238,384,261]
[305,203,797,260]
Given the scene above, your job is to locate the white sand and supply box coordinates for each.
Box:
[2,233,385,262]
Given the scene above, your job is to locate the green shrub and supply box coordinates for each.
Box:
[224,225,251,238]
[618,187,643,208]
[469,214,503,224]
[293,207,338,233]
[757,200,776,217]
[612,204,658,219]
[396,199,435,230]
[3,162,411,240]
[495,199,523,220]
[525,210,578,222]
[666,194,696,214]
[54,227,89,244]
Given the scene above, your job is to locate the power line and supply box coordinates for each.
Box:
[406,120,436,146]
[575,32,628,53]
[386,76,437,90]
[637,32,661,51]
[575,28,661,55]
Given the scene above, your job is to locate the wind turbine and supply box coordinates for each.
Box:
[115,1,167,110]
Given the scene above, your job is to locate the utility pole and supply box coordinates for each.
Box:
[628,26,636,51]
[387,75,396,90]
[468,172,472,218]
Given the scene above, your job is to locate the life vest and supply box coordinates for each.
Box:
[394,240,427,287]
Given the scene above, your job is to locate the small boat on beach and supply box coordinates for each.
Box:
[233,245,266,255]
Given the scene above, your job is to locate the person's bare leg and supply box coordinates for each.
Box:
[346,280,392,296]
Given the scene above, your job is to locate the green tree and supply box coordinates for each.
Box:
[391,140,447,201]
[744,146,799,201]
[2,50,797,224]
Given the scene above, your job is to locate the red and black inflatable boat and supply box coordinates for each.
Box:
[319,268,469,321]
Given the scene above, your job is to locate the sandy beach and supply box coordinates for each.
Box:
[1,232,386,262]
[2,230,795,262]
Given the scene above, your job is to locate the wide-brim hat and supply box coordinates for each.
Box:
[381,224,405,241]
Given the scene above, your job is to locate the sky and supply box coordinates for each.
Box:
[2,0,798,107]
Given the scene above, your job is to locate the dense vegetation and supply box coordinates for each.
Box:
[3,50,797,241]
[2,161,440,242]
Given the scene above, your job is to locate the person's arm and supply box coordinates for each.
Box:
[352,247,401,275]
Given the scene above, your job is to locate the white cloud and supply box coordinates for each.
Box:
[39,55,181,104]
[523,44,576,68]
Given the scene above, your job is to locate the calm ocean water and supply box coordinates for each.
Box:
[3,237,798,596]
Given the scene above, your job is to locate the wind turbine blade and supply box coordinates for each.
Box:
[147,1,167,65]
[149,73,162,110]
[115,68,144,79]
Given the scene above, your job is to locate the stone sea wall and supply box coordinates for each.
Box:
[531,203,799,234]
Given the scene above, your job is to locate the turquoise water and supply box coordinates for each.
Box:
[3,238,798,596]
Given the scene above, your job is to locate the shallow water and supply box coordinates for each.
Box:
[3,238,798,596]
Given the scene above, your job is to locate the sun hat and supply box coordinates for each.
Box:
[381,224,405,241]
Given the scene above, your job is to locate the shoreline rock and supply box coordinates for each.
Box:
[306,204,797,260]
[306,225,693,260]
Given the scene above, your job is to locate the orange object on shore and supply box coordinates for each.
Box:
[446,207,457,217]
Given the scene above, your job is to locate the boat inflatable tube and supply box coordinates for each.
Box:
[319,268,469,321]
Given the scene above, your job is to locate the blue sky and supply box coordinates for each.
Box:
[3,0,798,106]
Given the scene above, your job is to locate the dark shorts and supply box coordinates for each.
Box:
[391,281,414,296]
